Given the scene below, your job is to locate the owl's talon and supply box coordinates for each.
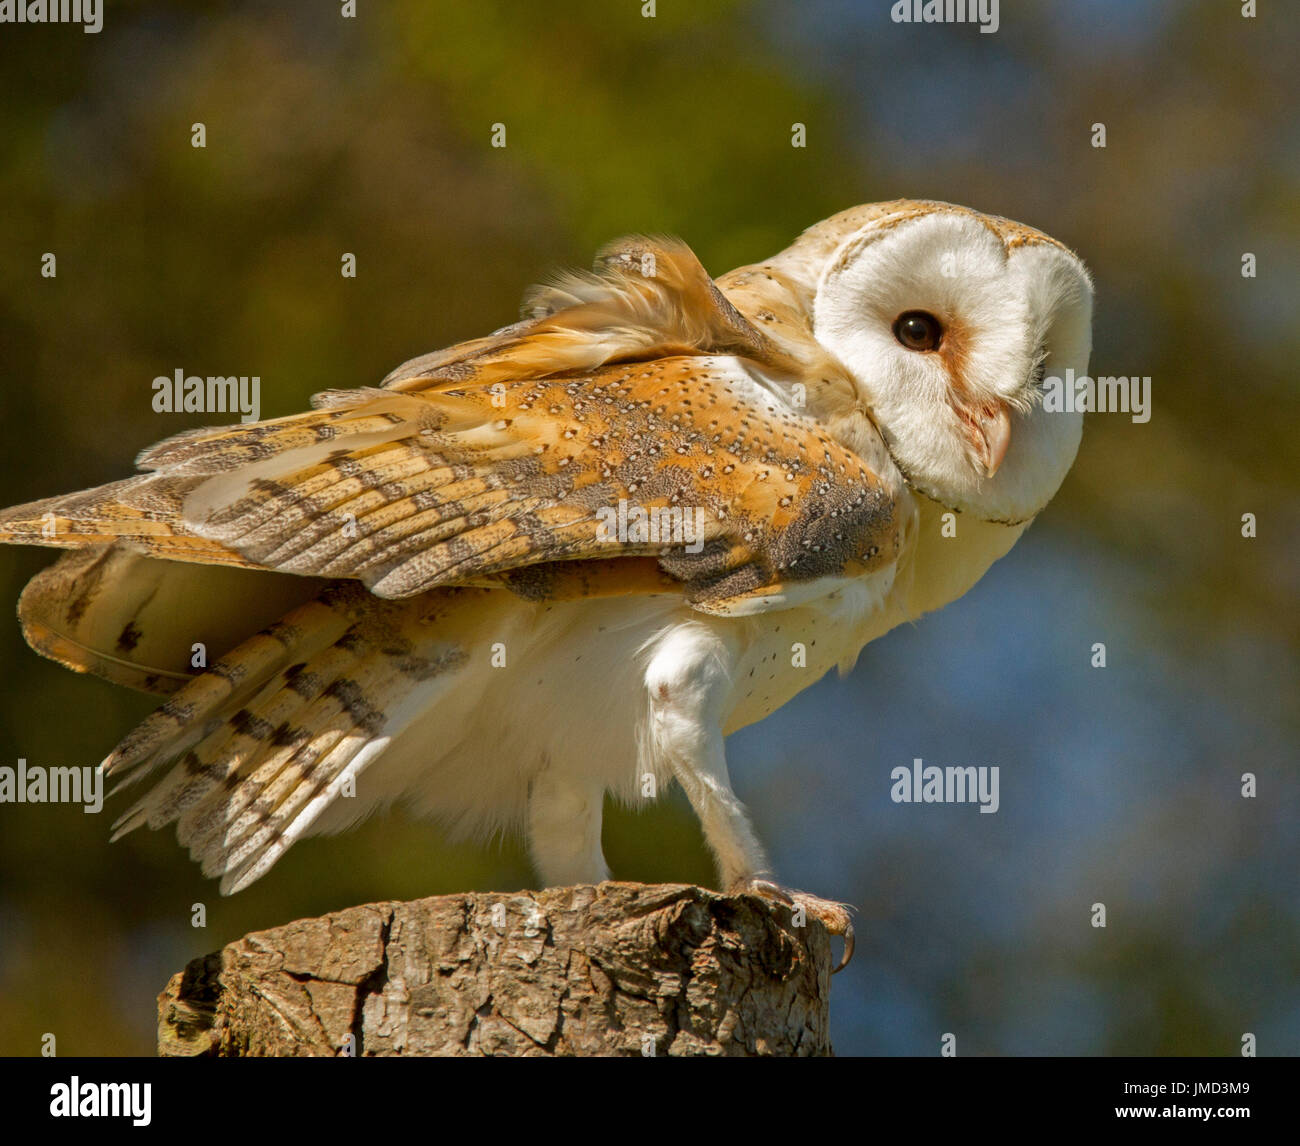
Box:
[730,877,856,973]
[732,876,794,905]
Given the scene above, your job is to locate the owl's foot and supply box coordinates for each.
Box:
[730,876,856,973]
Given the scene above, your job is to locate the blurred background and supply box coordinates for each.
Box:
[0,0,1295,1056]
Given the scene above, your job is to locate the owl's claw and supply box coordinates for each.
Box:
[730,876,856,973]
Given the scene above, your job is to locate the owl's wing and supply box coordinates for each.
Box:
[16,545,327,694]
[378,234,809,391]
[0,238,903,616]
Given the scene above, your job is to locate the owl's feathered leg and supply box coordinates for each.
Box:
[643,620,856,971]
[643,623,770,886]
[526,769,609,886]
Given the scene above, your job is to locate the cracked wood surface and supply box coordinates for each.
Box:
[157,882,833,1056]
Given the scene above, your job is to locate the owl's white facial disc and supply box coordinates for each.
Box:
[811,209,1094,523]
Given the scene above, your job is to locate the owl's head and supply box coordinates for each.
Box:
[773,200,1093,525]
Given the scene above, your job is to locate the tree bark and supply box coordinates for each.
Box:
[157,882,833,1057]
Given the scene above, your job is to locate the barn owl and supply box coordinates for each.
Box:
[0,200,1092,970]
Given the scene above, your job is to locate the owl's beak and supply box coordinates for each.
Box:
[976,404,1012,477]
[955,400,1012,478]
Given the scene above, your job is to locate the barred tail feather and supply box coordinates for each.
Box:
[105,580,475,893]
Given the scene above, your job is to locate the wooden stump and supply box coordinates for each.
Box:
[157,882,833,1056]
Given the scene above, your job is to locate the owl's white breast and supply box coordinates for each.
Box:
[721,565,899,733]
[902,494,1029,620]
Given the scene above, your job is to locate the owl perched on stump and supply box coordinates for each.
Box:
[0,201,1092,970]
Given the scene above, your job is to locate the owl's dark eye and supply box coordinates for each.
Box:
[892,310,943,351]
